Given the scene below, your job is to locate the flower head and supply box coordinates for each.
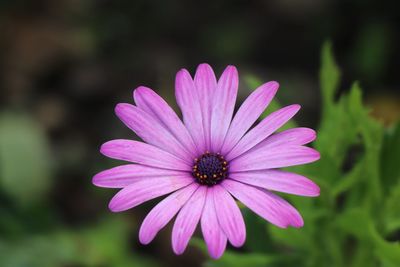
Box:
[93,63,320,259]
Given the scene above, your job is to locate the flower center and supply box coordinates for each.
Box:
[192,152,228,186]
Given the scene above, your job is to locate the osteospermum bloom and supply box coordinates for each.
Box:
[93,64,320,259]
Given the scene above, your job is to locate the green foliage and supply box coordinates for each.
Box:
[197,41,400,266]
[0,112,53,206]
[320,41,341,116]
[0,216,159,267]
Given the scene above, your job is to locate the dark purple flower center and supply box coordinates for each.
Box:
[192,152,228,186]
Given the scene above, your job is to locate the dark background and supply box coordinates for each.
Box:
[0,0,399,266]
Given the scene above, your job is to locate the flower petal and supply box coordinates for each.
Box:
[210,66,238,153]
[258,127,316,149]
[232,127,317,166]
[139,183,199,244]
[194,63,217,151]
[230,145,320,172]
[108,175,194,212]
[213,185,246,247]
[115,103,192,162]
[172,186,207,255]
[226,104,301,161]
[100,139,191,171]
[133,86,199,156]
[92,164,186,188]
[222,179,303,228]
[221,81,279,155]
[229,170,320,197]
[175,69,207,152]
[201,187,227,259]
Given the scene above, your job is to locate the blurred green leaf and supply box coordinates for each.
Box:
[238,42,397,267]
[380,123,400,192]
[374,238,400,266]
[204,251,277,267]
[383,180,400,234]
[0,112,53,205]
[242,209,272,253]
[77,216,155,267]
[332,157,364,196]
[192,237,279,267]
[0,216,158,267]
[319,41,341,116]
[314,89,360,185]
[336,208,375,241]
[192,237,283,266]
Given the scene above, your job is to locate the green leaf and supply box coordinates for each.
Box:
[383,180,400,234]
[0,112,53,205]
[335,208,375,241]
[269,225,313,249]
[0,216,159,267]
[191,236,282,266]
[242,209,273,253]
[336,208,400,265]
[314,94,359,180]
[374,238,400,266]
[380,122,400,192]
[332,157,364,196]
[204,252,277,267]
[319,41,341,115]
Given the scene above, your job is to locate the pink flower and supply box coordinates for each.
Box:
[93,64,320,259]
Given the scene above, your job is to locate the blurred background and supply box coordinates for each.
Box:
[0,0,399,266]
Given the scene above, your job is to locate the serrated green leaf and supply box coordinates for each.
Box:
[315,96,359,177]
[332,157,364,196]
[319,41,341,115]
[383,180,400,234]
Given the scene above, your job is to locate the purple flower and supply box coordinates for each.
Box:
[93,64,320,259]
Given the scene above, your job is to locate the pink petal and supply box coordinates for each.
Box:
[139,183,199,244]
[229,170,320,197]
[133,86,200,155]
[108,175,194,212]
[201,187,227,259]
[172,186,207,255]
[221,81,279,155]
[100,139,191,171]
[115,103,192,162]
[92,164,186,188]
[230,145,320,172]
[194,63,217,151]
[226,104,301,161]
[175,69,207,153]
[210,66,238,153]
[222,179,304,228]
[259,127,316,149]
[213,185,246,247]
